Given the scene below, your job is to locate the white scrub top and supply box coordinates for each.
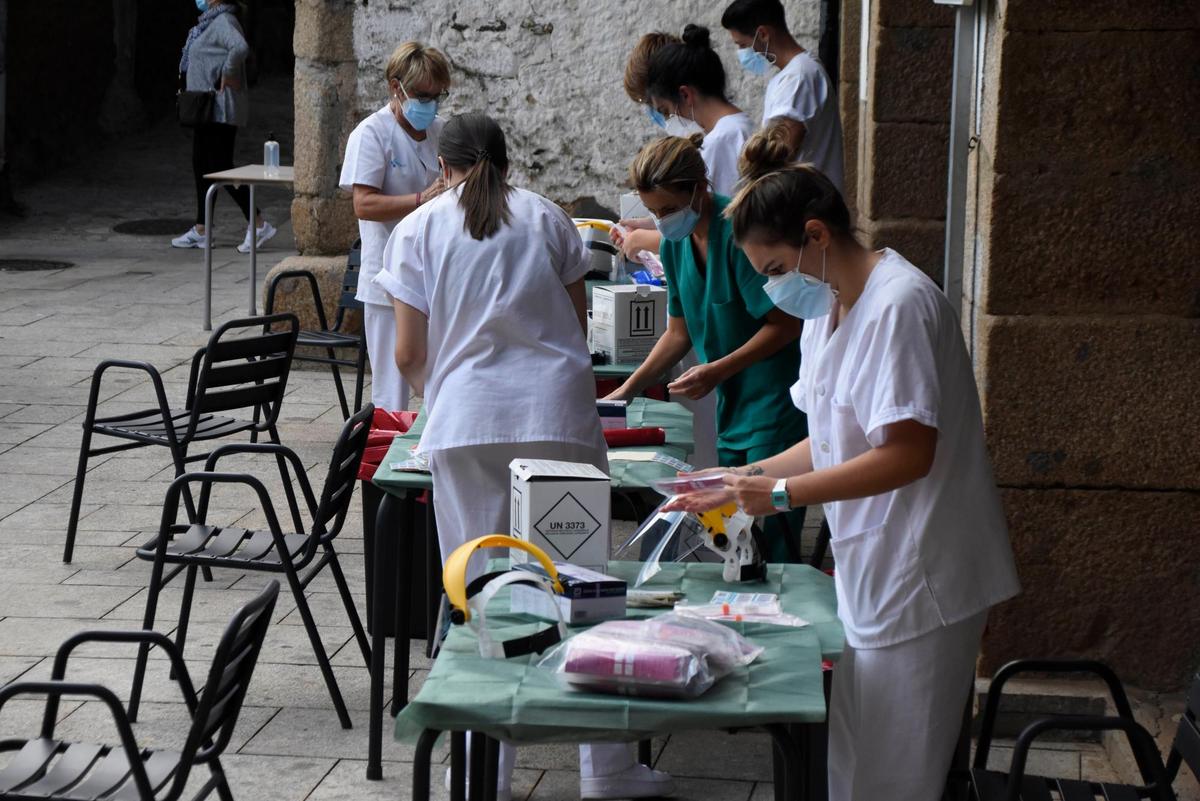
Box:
[338,106,444,307]
[700,112,756,197]
[763,52,845,193]
[794,249,1019,649]
[373,186,604,455]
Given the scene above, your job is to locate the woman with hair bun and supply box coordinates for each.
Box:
[737,118,799,183]
[374,112,674,801]
[669,158,1020,801]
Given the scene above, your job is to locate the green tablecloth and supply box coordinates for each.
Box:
[394,562,840,745]
[371,397,695,495]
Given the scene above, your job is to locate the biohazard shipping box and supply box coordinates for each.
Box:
[592,284,667,364]
[510,459,611,571]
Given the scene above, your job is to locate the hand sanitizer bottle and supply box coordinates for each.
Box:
[264,132,280,177]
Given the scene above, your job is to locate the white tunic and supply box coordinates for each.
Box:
[700,112,756,197]
[373,186,604,454]
[794,249,1019,648]
[762,51,845,193]
[338,106,444,307]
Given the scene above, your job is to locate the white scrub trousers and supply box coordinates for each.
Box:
[363,301,410,412]
[429,439,637,792]
[828,611,988,801]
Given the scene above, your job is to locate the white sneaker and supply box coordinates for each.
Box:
[170,226,208,248]
[237,220,277,253]
[444,767,511,801]
[580,764,674,800]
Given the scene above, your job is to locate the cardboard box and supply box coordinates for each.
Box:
[510,459,611,571]
[592,284,667,364]
[511,561,627,624]
[596,399,628,430]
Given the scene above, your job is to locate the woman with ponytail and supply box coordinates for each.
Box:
[606,135,809,561]
[373,112,673,801]
[669,157,1020,801]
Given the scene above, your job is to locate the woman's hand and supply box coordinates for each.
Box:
[602,385,634,402]
[667,362,725,400]
[619,217,655,231]
[721,474,780,516]
[616,228,660,262]
[219,74,241,92]
[421,174,447,203]
[660,488,735,513]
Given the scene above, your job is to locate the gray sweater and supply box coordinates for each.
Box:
[184,12,249,128]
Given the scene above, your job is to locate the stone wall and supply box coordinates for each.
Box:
[847,0,955,279]
[292,0,820,255]
[973,0,1200,691]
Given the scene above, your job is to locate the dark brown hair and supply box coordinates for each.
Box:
[726,163,853,247]
[645,24,728,104]
[439,113,512,240]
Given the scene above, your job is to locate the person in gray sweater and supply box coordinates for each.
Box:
[171,0,277,253]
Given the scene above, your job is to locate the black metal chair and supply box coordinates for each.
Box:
[264,239,367,420]
[129,405,375,731]
[969,659,1199,801]
[0,580,279,801]
[63,313,302,564]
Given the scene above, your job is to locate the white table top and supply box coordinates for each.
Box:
[203,164,295,185]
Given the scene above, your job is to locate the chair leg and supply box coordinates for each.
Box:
[285,565,353,729]
[326,546,370,667]
[63,428,94,564]
[268,425,305,534]
[327,347,350,420]
[130,557,168,722]
[209,758,235,801]
[170,565,199,679]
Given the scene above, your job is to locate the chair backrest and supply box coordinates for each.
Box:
[178,581,278,773]
[1167,672,1200,784]
[312,403,374,539]
[187,314,299,438]
[340,239,364,313]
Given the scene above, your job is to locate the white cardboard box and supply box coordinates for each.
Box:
[592,284,667,364]
[510,561,627,624]
[510,459,611,571]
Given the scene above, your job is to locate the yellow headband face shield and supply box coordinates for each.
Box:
[442,535,563,623]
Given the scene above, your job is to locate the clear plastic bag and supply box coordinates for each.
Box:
[537,612,763,699]
[673,601,810,628]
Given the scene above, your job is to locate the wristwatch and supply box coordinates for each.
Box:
[771,478,791,512]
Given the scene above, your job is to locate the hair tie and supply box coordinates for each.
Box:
[476,148,490,161]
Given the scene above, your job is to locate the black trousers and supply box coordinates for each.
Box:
[192,122,257,226]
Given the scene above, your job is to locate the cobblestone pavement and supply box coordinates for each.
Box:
[0,88,1148,800]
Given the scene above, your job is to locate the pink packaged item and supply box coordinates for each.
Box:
[538,613,762,699]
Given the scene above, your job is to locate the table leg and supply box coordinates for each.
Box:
[392,491,416,717]
[468,732,485,801]
[248,182,257,316]
[412,729,439,801]
[766,723,801,801]
[483,737,499,801]
[450,731,467,801]
[425,489,440,658]
[367,492,397,780]
[203,182,219,331]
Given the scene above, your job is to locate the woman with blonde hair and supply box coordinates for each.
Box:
[338,41,451,412]
[605,135,808,560]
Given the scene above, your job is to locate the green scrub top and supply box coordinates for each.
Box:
[660,195,808,452]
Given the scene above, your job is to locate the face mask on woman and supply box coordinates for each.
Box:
[195,0,209,11]
[652,187,701,242]
[663,104,704,138]
[737,31,772,77]
[763,244,836,319]
[645,106,667,129]
[398,85,439,132]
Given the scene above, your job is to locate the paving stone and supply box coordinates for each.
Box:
[182,753,337,801]
[0,616,171,658]
[0,527,131,547]
[16,656,205,706]
[985,744,1081,779]
[0,502,100,534]
[103,586,299,626]
[0,656,41,684]
[236,662,374,713]
[0,584,141,619]
[176,619,356,667]
[0,423,53,445]
[655,730,774,781]
[0,543,133,572]
[0,699,85,746]
[238,706,439,763]
[304,757,509,801]
[0,472,72,505]
[50,700,277,755]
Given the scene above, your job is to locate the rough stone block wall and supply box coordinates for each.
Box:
[292,0,821,255]
[850,0,955,280]
[975,1,1200,691]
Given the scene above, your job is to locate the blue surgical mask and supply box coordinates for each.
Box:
[652,189,701,242]
[195,0,209,11]
[737,32,772,77]
[763,246,836,319]
[645,106,666,129]
[399,86,438,132]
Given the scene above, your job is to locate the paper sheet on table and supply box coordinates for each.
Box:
[608,450,659,462]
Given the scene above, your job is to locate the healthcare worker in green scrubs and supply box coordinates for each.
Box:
[605,134,808,558]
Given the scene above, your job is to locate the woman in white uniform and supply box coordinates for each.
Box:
[338,41,450,412]
[374,113,673,801]
[669,158,1021,800]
